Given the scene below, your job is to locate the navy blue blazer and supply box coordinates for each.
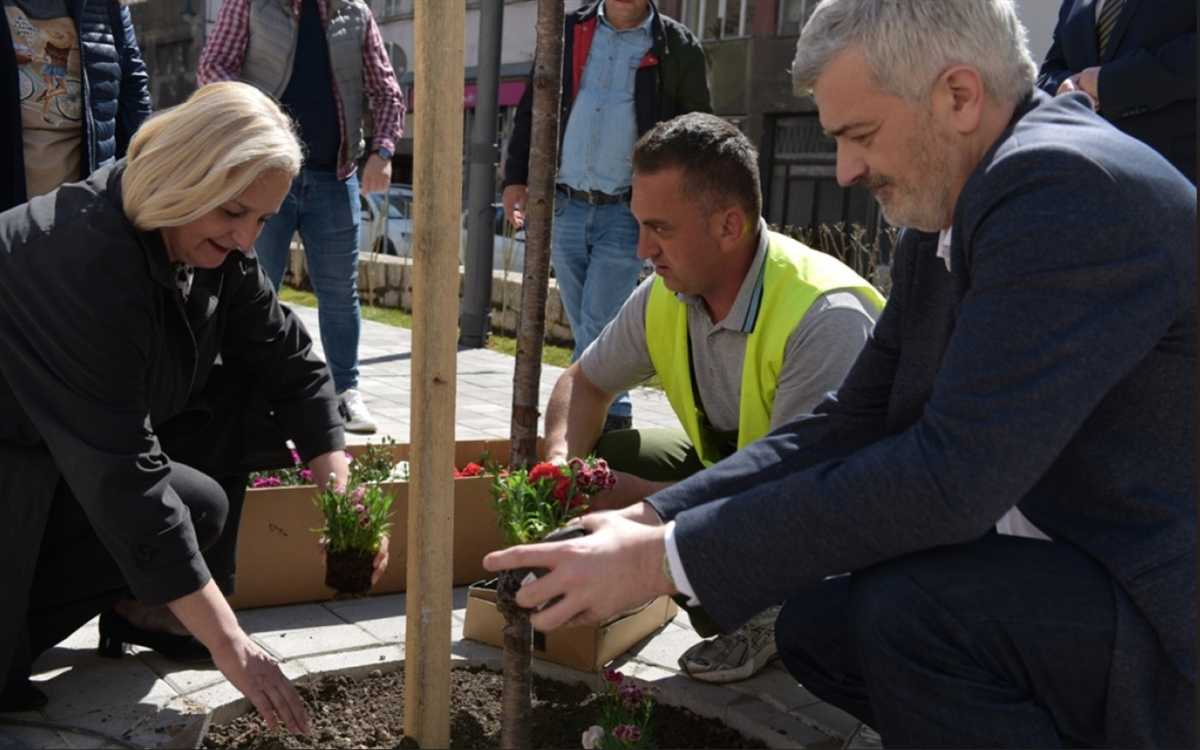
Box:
[1037,0,1196,182]
[647,92,1196,746]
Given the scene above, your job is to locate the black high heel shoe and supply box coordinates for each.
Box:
[0,678,48,712]
[97,610,211,663]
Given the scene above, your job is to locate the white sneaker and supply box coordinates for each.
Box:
[678,606,780,683]
[338,388,377,434]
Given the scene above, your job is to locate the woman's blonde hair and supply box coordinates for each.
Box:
[122,82,302,229]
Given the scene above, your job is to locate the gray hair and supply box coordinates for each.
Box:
[792,0,1036,105]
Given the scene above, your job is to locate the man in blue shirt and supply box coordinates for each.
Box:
[502,0,710,432]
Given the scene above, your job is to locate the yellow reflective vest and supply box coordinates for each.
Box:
[645,231,885,466]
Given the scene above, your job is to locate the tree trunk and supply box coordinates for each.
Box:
[502,1,564,748]
[497,570,534,750]
[510,0,564,469]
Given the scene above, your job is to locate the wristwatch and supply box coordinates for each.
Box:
[375,146,393,161]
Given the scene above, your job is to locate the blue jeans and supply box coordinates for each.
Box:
[255,168,361,393]
[775,534,1120,747]
[551,194,642,418]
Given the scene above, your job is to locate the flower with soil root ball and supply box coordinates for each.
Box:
[314,475,394,594]
[589,668,654,749]
[492,457,616,545]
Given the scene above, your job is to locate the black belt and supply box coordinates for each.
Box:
[555,183,631,206]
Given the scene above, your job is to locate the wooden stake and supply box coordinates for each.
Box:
[404,1,464,746]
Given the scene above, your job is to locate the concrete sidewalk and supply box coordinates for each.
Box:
[0,306,866,750]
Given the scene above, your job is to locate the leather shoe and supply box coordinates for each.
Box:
[0,679,47,713]
[98,610,210,663]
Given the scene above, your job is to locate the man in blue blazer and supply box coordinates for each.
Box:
[485,0,1196,745]
[1038,0,1195,182]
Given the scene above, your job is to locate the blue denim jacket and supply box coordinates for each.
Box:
[556,2,653,194]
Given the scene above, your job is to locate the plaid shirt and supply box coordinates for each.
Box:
[198,0,405,179]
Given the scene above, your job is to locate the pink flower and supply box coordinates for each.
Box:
[602,668,624,685]
[619,683,645,709]
[298,468,314,483]
[252,476,282,488]
[352,485,367,503]
[612,724,641,743]
[568,457,586,475]
[353,502,367,515]
[289,449,302,466]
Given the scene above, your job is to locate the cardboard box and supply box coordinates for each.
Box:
[228,439,521,609]
[462,579,678,672]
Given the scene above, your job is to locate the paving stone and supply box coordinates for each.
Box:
[0,724,72,749]
[325,595,407,643]
[624,622,703,671]
[36,651,178,722]
[449,637,503,668]
[35,656,186,749]
[642,670,744,721]
[298,645,403,677]
[288,305,672,443]
[791,699,862,741]
[727,662,822,712]
[240,603,381,659]
[137,652,225,696]
[728,692,837,748]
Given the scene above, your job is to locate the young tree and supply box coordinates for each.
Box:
[501,0,564,746]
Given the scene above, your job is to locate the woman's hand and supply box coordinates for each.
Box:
[167,581,309,734]
[371,535,390,585]
[309,449,350,491]
[211,633,310,735]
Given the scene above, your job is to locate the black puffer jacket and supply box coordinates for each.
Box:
[0,0,152,211]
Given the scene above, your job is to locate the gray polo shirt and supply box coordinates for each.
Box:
[579,221,880,432]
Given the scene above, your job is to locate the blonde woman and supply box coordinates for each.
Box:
[0,82,393,733]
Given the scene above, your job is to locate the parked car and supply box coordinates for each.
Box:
[358,185,525,272]
[359,184,413,257]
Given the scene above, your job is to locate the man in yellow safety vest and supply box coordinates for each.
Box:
[541,112,884,683]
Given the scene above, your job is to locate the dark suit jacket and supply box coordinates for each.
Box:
[1037,0,1196,182]
[647,92,1196,746]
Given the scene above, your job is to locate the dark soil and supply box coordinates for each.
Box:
[325,550,374,595]
[202,666,767,749]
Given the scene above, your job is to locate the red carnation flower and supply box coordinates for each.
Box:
[459,462,484,477]
[529,462,562,483]
[552,476,573,503]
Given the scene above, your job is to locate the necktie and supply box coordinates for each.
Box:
[1096,0,1125,57]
